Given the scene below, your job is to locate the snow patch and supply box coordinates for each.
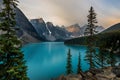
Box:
[46,24,52,36]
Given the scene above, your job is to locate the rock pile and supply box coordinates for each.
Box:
[55,66,120,80]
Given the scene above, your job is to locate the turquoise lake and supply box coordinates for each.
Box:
[21,42,96,80]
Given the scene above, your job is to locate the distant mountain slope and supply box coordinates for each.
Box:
[0,0,41,44]
[15,8,42,44]
[102,23,120,33]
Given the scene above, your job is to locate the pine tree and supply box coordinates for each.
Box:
[0,0,29,79]
[77,52,82,74]
[84,6,98,70]
[66,49,72,75]
[95,45,107,68]
[108,52,116,67]
[85,46,96,69]
[106,46,117,67]
[96,49,106,68]
[105,35,117,67]
[84,6,98,36]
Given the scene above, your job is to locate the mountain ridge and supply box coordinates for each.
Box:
[102,23,120,33]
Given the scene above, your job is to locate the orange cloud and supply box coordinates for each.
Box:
[103,18,120,28]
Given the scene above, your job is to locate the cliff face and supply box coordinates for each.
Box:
[30,18,70,41]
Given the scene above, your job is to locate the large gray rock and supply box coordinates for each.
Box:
[94,67,116,80]
[57,74,82,80]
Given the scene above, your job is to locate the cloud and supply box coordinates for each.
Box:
[18,0,120,28]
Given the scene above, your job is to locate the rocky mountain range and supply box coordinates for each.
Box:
[30,18,70,41]
[30,18,104,41]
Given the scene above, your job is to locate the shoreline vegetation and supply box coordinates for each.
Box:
[64,31,120,54]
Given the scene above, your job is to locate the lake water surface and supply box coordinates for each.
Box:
[21,42,93,80]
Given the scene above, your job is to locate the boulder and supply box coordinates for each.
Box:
[86,72,93,77]
[95,67,116,80]
[58,75,66,80]
[66,74,82,80]
[114,77,120,80]
[112,66,120,77]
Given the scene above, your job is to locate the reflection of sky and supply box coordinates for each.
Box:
[19,0,120,28]
[48,42,51,53]
[22,42,89,80]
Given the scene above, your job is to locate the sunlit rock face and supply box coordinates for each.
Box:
[66,24,104,37]
[66,24,81,37]
[66,24,80,32]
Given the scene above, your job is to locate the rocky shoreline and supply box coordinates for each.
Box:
[54,66,120,80]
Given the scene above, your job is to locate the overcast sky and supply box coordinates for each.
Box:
[18,0,120,28]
